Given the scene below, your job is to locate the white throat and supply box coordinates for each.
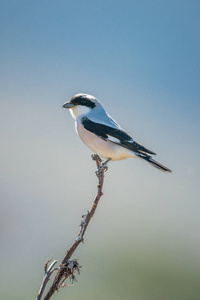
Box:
[69,105,92,119]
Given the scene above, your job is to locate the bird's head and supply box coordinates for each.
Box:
[63,93,100,119]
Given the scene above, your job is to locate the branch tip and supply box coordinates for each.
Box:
[47,260,58,274]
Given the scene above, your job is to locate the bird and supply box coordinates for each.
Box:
[63,93,172,175]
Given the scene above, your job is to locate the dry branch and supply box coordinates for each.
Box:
[36,154,106,300]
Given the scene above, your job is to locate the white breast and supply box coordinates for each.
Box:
[76,121,135,161]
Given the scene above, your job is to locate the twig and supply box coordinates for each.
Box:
[36,154,106,300]
[36,260,58,300]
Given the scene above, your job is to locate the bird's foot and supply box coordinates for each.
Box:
[95,158,111,177]
[95,164,108,177]
[91,153,102,162]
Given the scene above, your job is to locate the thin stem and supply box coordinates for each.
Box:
[36,155,106,300]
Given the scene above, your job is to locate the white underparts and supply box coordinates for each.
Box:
[76,121,136,161]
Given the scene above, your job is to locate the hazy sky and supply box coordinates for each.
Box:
[0,1,200,299]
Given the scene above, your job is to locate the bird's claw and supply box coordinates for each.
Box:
[91,153,97,160]
[95,165,108,177]
[91,154,102,162]
[103,166,108,172]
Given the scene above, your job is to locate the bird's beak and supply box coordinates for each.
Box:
[62,101,75,109]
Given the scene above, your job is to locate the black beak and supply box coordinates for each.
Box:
[62,101,75,109]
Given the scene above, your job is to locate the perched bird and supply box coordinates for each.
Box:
[63,93,171,175]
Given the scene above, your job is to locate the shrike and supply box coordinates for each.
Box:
[63,93,171,175]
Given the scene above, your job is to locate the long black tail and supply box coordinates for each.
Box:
[137,154,172,173]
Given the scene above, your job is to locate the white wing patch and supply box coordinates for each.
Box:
[107,134,135,144]
[107,135,121,143]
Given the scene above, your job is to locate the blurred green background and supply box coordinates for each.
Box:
[1,1,200,299]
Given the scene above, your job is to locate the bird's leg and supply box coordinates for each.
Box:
[95,158,111,177]
[91,153,102,163]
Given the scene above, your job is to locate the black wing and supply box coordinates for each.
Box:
[82,117,156,155]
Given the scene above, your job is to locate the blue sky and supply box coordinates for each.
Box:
[1,0,200,99]
[0,1,200,299]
